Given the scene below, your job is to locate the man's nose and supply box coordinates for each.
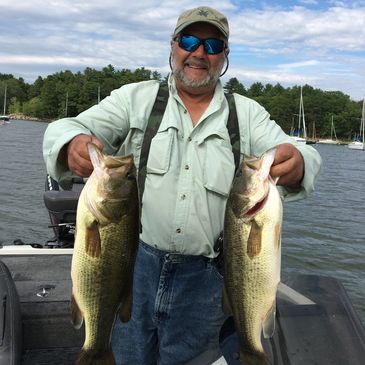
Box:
[191,43,206,57]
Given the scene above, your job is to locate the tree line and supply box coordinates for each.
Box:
[1,65,363,140]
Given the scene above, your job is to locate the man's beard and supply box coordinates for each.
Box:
[171,56,224,89]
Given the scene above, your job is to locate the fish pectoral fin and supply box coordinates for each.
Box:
[70,294,84,329]
[85,221,102,257]
[247,220,263,258]
[262,302,276,338]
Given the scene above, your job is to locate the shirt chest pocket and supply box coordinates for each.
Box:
[203,138,236,197]
[146,129,174,174]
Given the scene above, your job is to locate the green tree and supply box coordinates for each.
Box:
[224,78,246,95]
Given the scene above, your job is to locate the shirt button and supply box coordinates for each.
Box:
[181,194,186,200]
[184,110,187,114]
[187,136,192,142]
[176,228,181,233]
[184,165,190,170]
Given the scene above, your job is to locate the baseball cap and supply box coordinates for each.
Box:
[173,6,229,39]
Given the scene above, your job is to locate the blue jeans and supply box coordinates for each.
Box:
[112,240,226,365]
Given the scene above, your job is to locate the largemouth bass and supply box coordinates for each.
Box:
[223,149,282,365]
[71,143,139,365]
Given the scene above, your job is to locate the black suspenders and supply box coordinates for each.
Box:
[137,84,241,232]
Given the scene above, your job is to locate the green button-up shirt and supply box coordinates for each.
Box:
[43,76,322,257]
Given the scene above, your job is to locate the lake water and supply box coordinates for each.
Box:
[0,120,364,325]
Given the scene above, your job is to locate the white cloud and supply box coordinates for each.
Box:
[0,1,364,99]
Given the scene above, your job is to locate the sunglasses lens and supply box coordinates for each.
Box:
[204,38,225,54]
[179,35,225,55]
[179,35,200,52]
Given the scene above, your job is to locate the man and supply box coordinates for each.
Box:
[43,6,322,365]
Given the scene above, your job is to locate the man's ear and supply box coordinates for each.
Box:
[225,47,230,56]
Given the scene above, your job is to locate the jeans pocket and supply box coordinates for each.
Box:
[207,260,224,281]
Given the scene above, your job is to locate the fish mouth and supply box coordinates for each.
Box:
[243,194,268,219]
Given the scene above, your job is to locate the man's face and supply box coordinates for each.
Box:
[171,22,227,90]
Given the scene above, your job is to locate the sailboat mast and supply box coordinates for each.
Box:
[3,84,6,115]
[298,86,302,135]
[361,97,365,143]
[301,87,307,139]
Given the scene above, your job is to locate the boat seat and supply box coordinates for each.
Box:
[43,175,85,221]
[43,190,80,214]
[43,175,86,247]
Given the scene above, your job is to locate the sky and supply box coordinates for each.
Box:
[1,0,365,101]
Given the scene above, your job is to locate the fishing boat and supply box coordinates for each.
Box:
[348,97,364,151]
[317,115,340,145]
[290,86,307,145]
[0,176,364,365]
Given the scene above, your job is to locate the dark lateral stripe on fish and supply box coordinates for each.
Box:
[247,220,263,258]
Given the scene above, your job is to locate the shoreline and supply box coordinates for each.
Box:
[9,114,50,123]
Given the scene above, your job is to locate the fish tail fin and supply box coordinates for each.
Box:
[70,293,83,329]
[240,350,271,365]
[75,348,116,365]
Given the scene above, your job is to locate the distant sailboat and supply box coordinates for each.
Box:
[0,84,10,121]
[348,97,364,151]
[290,86,307,144]
[317,116,340,145]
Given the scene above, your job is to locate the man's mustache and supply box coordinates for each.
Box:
[184,57,209,69]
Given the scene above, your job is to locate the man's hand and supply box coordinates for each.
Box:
[59,134,104,177]
[270,143,304,187]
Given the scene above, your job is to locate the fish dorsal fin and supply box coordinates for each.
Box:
[262,301,276,338]
[259,148,276,181]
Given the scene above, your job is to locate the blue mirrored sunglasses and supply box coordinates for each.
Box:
[177,34,226,55]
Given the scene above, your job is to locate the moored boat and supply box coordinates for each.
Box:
[348,97,364,151]
[290,86,308,144]
[317,115,340,145]
[1,84,9,122]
